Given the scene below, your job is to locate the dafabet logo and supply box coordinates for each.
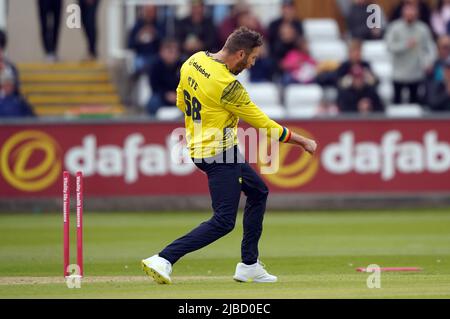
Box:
[258,127,319,188]
[0,131,61,192]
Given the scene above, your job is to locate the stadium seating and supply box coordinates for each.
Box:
[287,106,320,119]
[136,75,152,109]
[372,61,393,81]
[385,104,424,117]
[285,84,323,118]
[236,69,250,85]
[245,83,287,119]
[246,83,282,107]
[122,14,434,120]
[259,105,287,120]
[309,40,348,63]
[362,40,394,84]
[378,81,394,104]
[155,106,183,120]
[303,19,341,42]
[362,40,392,63]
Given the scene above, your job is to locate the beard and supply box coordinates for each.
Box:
[231,56,249,75]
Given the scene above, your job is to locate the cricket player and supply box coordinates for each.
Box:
[142,27,317,284]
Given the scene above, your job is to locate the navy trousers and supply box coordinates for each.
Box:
[159,147,269,265]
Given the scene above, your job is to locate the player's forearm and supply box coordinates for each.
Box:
[286,131,307,147]
[285,130,317,155]
[230,104,317,153]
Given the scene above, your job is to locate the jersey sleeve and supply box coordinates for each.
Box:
[176,62,187,113]
[176,82,185,113]
[221,80,291,142]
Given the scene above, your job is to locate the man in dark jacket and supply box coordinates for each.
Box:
[336,41,383,114]
[128,5,165,75]
[147,39,182,116]
[337,64,384,114]
[335,40,379,87]
[0,68,34,118]
[176,0,217,60]
[268,0,303,54]
[428,56,450,111]
[0,30,20,95]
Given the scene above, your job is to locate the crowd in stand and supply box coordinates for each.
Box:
[127,0,450,117]
[0,30,34,118]
[1,0,449,118]
[0,0,100,118]
[37,0,100,62]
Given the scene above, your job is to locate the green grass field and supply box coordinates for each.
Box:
[1,209,450,299]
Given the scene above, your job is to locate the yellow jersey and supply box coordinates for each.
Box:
[176,51,291,159]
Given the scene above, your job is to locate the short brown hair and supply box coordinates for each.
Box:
[224,27,263,54]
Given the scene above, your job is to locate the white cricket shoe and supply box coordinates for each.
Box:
[141,255,172,284]
[233,260,278,283]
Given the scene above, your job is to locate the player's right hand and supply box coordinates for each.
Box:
[303,138,317,155]
[287,131,317,155]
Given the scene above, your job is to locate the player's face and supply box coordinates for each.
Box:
[232,47,261,75]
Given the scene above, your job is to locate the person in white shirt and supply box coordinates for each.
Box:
[431,0,450,37]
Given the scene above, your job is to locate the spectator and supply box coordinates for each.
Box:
[218,3,266,46]
[430,35,450,83]
[431,0,450,37]
[0,30,20,95]
[236,7,266,37]
[79,0,100,60]
[335,40,382,114]
[335,0,354,17]
[335,39,378,87]
[317,87,340,116]
[385,4,437,104]
[0,68,34,118]
[346,0,386,40]
[391,0,432,27]
[211,4,231,26]
[428,56,450,111]
[272,22,299,70]
[218,4,245,46]
[337,64,385,114]
[249,41,276,83]
[128,5,164,75]
[176,0,217,60]
[37,0,62,62]
[280,38,317,85]
[268,0,303,53]
[147,39,182,116]
[317,99,340,116]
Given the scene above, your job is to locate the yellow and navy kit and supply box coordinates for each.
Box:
[176,51,291,159]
